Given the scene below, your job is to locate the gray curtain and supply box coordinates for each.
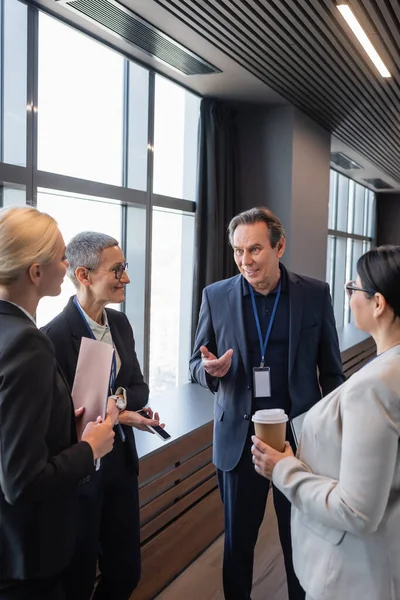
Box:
[191,98,239,343]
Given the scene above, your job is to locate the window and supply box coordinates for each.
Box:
[326,171,375,328]
[1,0,27,166]
[149,208,195,394]
[36,190,123,327]
[153,75,200,200]
[0,183,25,207]
[0,6,199,389]
[127,62,149,191]
[38,13,124,185]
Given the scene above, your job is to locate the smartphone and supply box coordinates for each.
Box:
[136,409,171,442]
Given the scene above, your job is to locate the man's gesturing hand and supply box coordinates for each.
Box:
[200,345,233,378]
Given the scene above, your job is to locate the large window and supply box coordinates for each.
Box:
[36,190,123,327]
[38,13,125,185]
[153,75,200,201]
[326,170,376,328]
[1,0,27,166]
[0,4,200,392]
[149,208,195,394]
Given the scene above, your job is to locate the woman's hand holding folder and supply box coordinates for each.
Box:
[81,411,116,460]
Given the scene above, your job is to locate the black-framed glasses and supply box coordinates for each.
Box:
[345,280,375,298]
[111,262,128,281]
[87,262,128,281]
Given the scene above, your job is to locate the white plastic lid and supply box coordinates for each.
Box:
[252,408,288,424]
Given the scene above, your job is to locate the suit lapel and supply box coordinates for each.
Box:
[64,296,92,354]
[288,271,304,378]
[227,276,250,379]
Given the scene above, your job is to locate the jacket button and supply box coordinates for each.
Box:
[244,414,250,420]
[246,385,250,391]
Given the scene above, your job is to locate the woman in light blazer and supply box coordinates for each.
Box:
[251,245,400,600]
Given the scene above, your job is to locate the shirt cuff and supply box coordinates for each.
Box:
[115,386,126,401]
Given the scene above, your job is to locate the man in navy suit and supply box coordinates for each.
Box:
[190,207,344,600]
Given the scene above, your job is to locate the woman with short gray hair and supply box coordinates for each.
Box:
[42,230,162,600]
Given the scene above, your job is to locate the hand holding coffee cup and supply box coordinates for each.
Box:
[251,409,294,479]
[200,345,233,378]
[251,436,294,479]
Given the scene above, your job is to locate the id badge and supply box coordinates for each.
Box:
[253,367,271,397]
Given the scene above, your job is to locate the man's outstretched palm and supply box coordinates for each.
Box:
[200,345,233,378]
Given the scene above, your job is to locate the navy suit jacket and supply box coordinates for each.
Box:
[189,267,345,472]
[41,297,149,473]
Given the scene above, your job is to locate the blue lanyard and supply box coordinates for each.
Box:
[73,296,117,394]
[248,281,281,367]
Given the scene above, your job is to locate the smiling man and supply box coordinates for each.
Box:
[190,207,345,600]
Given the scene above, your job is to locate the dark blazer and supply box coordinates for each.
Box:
[0,301,95,580]
[41,297,149,472]
[189,267,345,471]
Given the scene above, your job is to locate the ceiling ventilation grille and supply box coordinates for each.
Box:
[363,178,393,190]
[330,152,362,170]
[59,0,221,76]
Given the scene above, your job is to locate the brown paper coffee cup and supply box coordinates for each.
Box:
[252,409,288,452]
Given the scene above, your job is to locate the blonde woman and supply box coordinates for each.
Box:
[0,207,115,600]
[252,245,400,600]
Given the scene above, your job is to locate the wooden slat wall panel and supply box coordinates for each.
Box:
[139,422,213,484]
[134,489,224,600]
[139,445,213,507]
[141,475,218,544]
[141,462,216,524]
[342,337,376,378]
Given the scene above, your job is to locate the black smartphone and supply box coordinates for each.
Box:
[136,410,171,441]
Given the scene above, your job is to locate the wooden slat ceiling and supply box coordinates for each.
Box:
[153,0,400,184]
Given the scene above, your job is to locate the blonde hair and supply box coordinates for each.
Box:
[0,206,60,285]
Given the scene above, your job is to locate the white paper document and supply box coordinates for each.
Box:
[71,337,114,441]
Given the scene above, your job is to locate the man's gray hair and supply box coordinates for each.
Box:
[66,231,119,288]
[227,207,285,248]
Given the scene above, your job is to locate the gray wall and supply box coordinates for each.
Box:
[377,193,400,245]
[236,105,331,281]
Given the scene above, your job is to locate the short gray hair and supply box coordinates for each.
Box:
[66,231,119,288]
[227,207,285,248]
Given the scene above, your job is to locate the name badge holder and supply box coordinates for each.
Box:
[248,281,281,397]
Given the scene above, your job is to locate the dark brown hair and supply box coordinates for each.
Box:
[357,245,400,319]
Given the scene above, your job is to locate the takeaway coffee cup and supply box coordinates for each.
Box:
[252,409,288,451]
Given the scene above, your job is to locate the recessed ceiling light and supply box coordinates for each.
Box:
[337,4,391,78]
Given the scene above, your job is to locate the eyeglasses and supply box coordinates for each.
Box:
[345,280,375,298]
[87,262,128,281]
[111,262,128,281]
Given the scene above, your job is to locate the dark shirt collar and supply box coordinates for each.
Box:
[242,263,287,297]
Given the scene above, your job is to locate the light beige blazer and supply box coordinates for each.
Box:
[273,345,400,600]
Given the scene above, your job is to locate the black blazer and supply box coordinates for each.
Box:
[0,301,95,580]
[41,297,149,473]
[190,267,345,471]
